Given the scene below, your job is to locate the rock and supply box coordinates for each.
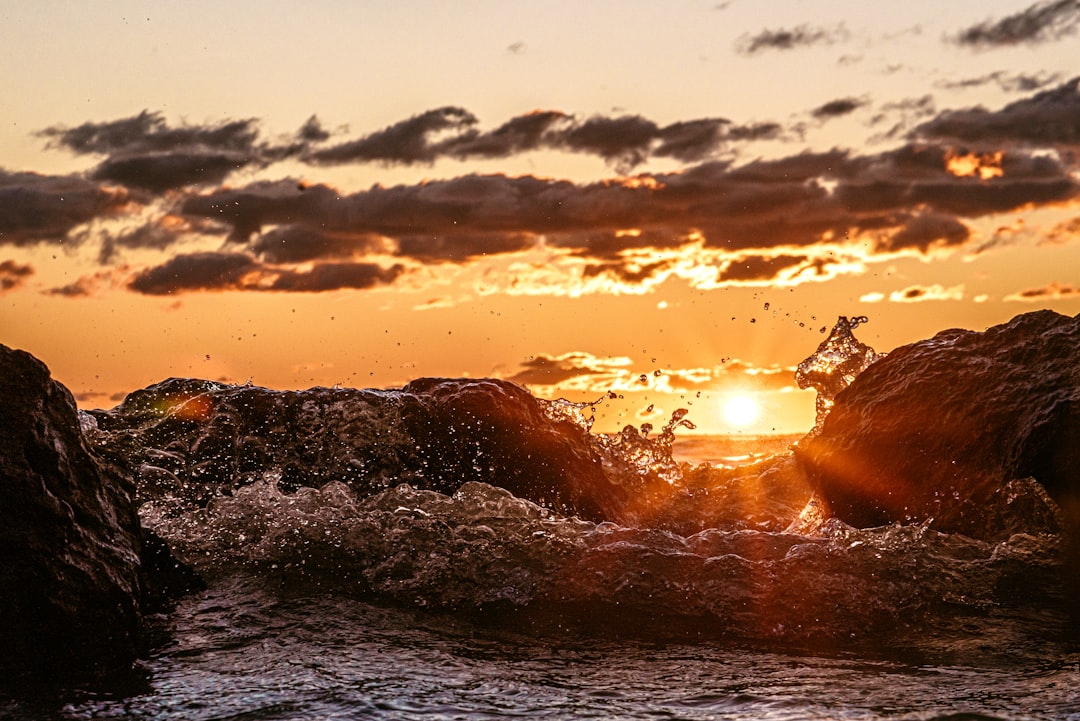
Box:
[0,344,145,679]
[88,376,661,523]
[794,310,1080,540]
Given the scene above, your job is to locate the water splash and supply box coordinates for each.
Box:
[795,315,883,430]
[539,395,695,487]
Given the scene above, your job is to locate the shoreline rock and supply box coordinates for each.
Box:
[794,310,1080,541]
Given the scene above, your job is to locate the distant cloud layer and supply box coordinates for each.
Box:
[2,74,1079,298]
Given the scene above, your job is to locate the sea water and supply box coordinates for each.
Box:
[2,456,1076,720]
[3,316,1078,719]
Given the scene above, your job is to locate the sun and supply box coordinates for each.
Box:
[723,395,759,427]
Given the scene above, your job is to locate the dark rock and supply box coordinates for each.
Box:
[88,376,662,523]
[794,310,1080,540]
[0,344,145,679]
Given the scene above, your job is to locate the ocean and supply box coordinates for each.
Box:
[3,312,1078,719]
[1,429,1075,720]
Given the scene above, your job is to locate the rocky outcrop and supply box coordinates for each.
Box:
[794,310,1080,540]
[87,376,659,523]
[0,345,146,679]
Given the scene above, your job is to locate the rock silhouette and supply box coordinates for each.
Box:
[0,345,145,679]
[87,376,655,523]
[795,310,1080,540]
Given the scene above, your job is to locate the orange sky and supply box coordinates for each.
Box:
[2,1,1079,434]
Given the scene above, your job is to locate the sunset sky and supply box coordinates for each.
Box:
[2,1,1079,434]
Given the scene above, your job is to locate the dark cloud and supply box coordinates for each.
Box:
[442,111,570,159]
[90,219,188,264]
[267,262,404,292]
[878,213,970,252]
[651,119,729,162]
[307,107,479,164]
[128,252,260,294]
[548,228,697,259]
[127,250,404,294]
[38,110,261,156]
[0,170,128,246]
[581,259,671,286]
[43,107,782,186]
[735,24,848,55]
[811,97,867,120]
[0,259,33,292]
[176,136,1079,279]
[912,76,1080,149]
[1004,280,1080,301]
[718,255,807,282]
[252,225,388,264]
[725,122,785,142]
[91,152,249,192]
[559,115,660,168]
[311,109,773,170]
[396,231,536,262]
[952,0,1080,47]
[297,115,331,143]
[937,71,1063,93]
[37,111,331,194]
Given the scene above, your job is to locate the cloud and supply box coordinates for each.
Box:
[718,254,808,282]
[171,132,1078,294]
[37,111,322,193]
[508,352,796,395]
[441,110,571,159]
[0,259,33,293]
[307,106,479,165]
[17,84,1080,297]
[91,152,251,193]
[952,0,1080,47]
[876,212,970,252]
[937,71,1063,93]
[508,352,634,390]
[0,170,128,246]
[396,231,537,262]
[311,109,774,170]
[126,251,404,294]
[38,110,262,156]
[810,97,867,120]
[1045,215,1080,244]
[885,282,972,302]
[251,225,389,263]
[735,24,848,55]
[1004,280,1080,301]
[128,251,260,294]
[911,76,1080,150]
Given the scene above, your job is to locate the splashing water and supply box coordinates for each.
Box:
[795,315,883,430]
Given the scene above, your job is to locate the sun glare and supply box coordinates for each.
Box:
[723,395,758,427]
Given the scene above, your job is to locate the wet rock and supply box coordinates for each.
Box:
[0,344,144,679]
[400,378,631,521]
[794,310,1080,540]
[89,376,650,523]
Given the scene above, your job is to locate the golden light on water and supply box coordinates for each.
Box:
[723,394,759,428]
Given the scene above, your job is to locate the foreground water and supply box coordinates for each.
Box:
[5,570,1077,721]
[2,431,1077,719]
